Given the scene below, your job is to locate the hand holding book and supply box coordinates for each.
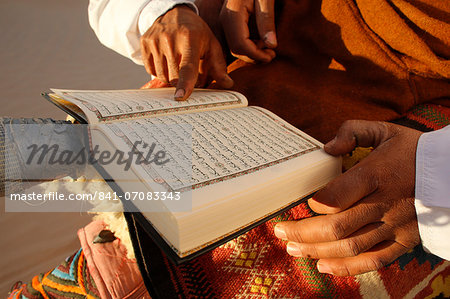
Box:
[275,120,422,276]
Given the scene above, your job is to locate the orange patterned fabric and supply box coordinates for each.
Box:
[221,0,450,142]
[9,249,101,299]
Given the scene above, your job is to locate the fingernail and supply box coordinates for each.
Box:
[286,242,302,256]
[174,89,185,101]
[264,31,277,48]
[317,262,332,274]
[274,224,287,239]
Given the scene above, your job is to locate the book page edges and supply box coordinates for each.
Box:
[94,126,340,258]
[145,152,341,257]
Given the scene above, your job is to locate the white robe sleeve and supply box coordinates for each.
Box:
[88,0,198,65]
[415,125,450,260]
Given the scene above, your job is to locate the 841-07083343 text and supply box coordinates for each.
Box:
[9,191,181,202]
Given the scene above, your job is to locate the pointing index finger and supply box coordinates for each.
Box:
[174,40,201,101]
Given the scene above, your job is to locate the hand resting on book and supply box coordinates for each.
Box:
[274,120,423,276]
[140,5,233,101]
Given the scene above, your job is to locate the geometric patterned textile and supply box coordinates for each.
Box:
[8,249,101,299]
[133,201,450,298]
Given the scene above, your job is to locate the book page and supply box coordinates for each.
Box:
[102,106,321,192]
[51,88,247,123]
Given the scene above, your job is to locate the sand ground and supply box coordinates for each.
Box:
[0,0,148,295]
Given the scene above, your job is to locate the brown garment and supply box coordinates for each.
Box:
[227,0,450,142]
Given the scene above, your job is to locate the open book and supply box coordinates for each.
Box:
[43,88,341,263]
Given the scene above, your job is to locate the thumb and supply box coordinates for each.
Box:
[324,120,392,156]
[207,39,234,88]
[256,0,277,48]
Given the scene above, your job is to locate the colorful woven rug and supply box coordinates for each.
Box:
[8,249,101,299]
[130,102,450,299]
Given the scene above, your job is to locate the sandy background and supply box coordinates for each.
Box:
[0,0,148,295]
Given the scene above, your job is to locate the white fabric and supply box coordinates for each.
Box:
[88,0,198,65]
[415,125,450,260]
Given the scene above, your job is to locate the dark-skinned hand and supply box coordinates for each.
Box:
[220,0,277,63]
[275,120,423,276]
[140,5,233,101]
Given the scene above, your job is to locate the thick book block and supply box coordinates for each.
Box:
[43,88,341,262]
